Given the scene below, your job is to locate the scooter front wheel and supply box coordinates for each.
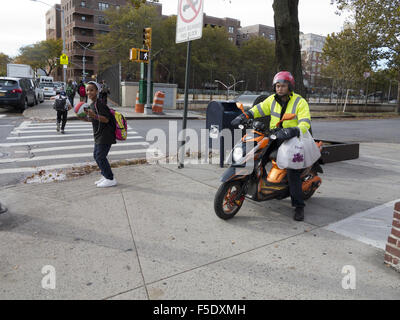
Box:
[214,181,245,220]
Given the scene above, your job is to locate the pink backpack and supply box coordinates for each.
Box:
[79,85,86,96]
[109,108,128,141]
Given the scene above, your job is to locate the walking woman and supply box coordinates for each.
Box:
[66,80,76,106]
[78,80,87,102]
[81,81,117,188]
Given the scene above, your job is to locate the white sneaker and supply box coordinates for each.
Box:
[96,178,117,188]
[94,176,106,185]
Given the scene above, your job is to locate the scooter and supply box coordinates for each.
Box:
[214,103,324,220]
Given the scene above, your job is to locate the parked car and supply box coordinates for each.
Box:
[0,77,35,112]
[53,82,65,94]
[29,79,44,104]
[39,82,57,98]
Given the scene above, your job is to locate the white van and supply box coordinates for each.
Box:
[39,76,54,84]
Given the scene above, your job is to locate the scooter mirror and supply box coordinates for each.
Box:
[276,113,296,128]
[281,113,296,121]
[236,102,245,114]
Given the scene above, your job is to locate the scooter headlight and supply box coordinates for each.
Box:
[232,147,244,163]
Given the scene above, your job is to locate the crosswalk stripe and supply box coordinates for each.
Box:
[15,141,150,153]
[26,123,92,127]
[0,148,157,164]
[7,131,139,140]
[11,129,94,134]
[21,124,134,129]
[0,135,144,147]
[0,115,5,118]
[11,126,133,133]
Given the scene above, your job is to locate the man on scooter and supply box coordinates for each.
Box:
[231,71,311,221]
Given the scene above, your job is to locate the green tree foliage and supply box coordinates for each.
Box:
[0,53,11,76]
[94,4,162,74]
[128,0,158,9]
[191,26,240,90]
[332,0,400,111]
[156,16,186,84]
[322,28,377,83]
[15,39,62,76]
[239,37,276,91]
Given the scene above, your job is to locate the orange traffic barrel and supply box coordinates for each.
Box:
[152,91,165,114]
[135,91,144,113]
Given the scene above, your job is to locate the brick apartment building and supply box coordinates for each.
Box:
[46,0,162,81]
[203,14,241,44]
[300,33,327,86]
[237,24,275,46]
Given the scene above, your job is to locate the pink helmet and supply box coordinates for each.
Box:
[272,71,295,91]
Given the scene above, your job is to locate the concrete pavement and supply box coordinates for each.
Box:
[0,141,399,299]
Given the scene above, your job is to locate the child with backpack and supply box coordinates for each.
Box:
[52,89,72,134]
[79,81,118,188]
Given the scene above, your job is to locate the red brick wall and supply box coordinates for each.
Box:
[384,202,400,272]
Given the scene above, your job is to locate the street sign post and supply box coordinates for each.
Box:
[176,0,204,169]
[176,0,204,44]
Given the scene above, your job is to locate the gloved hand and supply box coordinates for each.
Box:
[275,127,300,142]
[231,113,247,127]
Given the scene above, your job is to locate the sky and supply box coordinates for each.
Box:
[1,0,350,58]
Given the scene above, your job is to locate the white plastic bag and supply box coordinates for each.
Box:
[302,130,321,167]
[276,129,321,169]
[276,136,305,169]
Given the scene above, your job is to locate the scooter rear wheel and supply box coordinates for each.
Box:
[214,181,245,220]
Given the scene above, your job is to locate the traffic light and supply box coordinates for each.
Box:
[143,27,152,49]
[130,48,138,61]
[138,49,149,63]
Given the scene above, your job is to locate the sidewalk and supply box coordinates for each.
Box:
[1,141,400,299]
[23,97,206,121]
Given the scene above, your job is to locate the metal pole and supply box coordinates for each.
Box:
[145,48,152,114]
[61,8,66,84]
[82,53,86,81]
[178,41,192,169]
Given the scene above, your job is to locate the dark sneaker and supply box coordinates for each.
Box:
[294,207,304,221]
[61,129,65,134]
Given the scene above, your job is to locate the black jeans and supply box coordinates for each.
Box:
[287,169,305,208]
[93,144,113,180]
[56,110,68,130]
[67,95,74,107]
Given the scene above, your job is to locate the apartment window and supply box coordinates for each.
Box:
[98,16,107,25]
[269,34,275,40]
[81,16,86,21]
[228,26,234,33]
[229,37,234,42]
[99,2,109,11]
[80,1,86,7]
